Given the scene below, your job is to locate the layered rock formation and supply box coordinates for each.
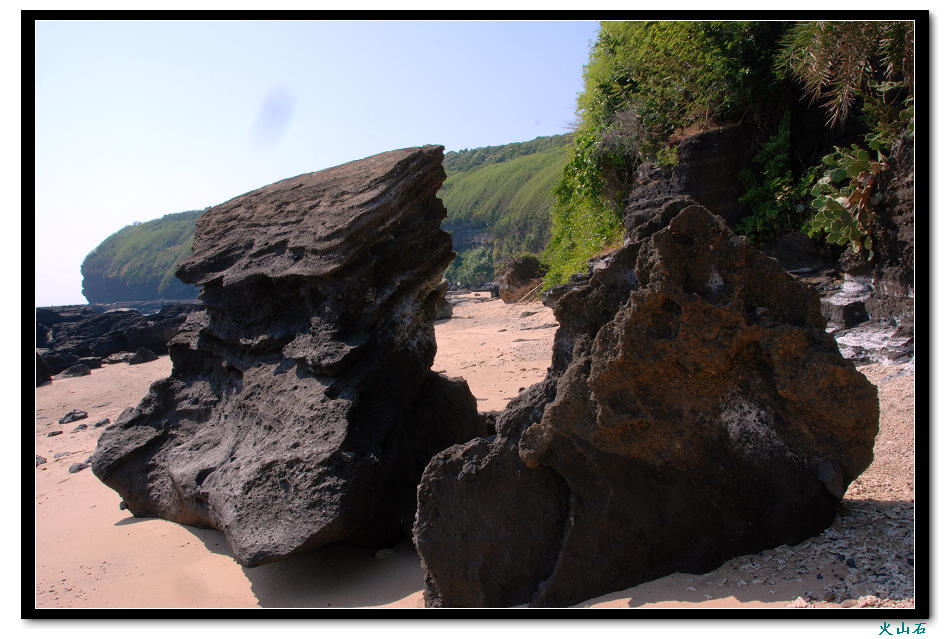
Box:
[414,198,879,607]
[91,146,487,566]
[626,124,753,227]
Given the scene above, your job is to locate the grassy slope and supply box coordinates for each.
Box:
[79,135,572,300]
[440,136,572,286]
[80,210,203,302]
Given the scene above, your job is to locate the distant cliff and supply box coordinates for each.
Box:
[79,136,572,300]
[81,210,204,303]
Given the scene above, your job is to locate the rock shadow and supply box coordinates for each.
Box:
[242,538,423,608]
[580,497,915,609]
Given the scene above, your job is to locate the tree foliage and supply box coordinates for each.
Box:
[774,21,914,129]
[544,21,789,286]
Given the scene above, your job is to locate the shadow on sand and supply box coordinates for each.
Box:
[114,515,423,607]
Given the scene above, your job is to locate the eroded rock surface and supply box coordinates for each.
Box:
[92,146,486,566]
[414,200,879,607]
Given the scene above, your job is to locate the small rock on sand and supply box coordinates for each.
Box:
[68,463,88,474]
[58,410,88,424]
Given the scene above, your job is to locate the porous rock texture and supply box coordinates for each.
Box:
[91,146,486,567]
[414,198,879,608]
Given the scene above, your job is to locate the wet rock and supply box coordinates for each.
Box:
[58,410,88,424]
[415,202,878,607]
[91,146,486,567]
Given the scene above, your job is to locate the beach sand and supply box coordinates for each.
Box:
[32,293,915,610]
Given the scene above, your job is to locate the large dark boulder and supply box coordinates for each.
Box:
[91,146,487,567]
[37,303,199,374]
[414,200,879,608]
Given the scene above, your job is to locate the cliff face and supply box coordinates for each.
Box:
[80,210,202,303]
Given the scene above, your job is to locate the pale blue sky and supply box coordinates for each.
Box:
[34,19,600,305]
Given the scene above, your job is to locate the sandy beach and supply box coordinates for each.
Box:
[33,293,915,610]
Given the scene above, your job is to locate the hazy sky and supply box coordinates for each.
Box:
[34,19,600,306]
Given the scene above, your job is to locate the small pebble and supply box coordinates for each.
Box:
[68,463,88,474]
[47,430,63,437]
[71,424,88,432]
[119,501,127,510]
[53,452,70,459]
[35,455,47,467]
[93,418,110,428]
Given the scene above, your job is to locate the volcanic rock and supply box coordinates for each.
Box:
[496,255,546,303]
[36,352,52,386]
[432,278,453,320]
[624,125,754,227]
[414,200,879,607]
[91,146,486,567]
[128,347,158,365]
[78,356,103,369]
[58,410,88,424]
[38,303,199,374]
[57,364,91,378]
[841,134,914,334]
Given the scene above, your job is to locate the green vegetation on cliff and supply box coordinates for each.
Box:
[80,135,573,300]
[544,20,914,286]
[81,210,204,303]
[544,21,789,286]
[440,134,572,286]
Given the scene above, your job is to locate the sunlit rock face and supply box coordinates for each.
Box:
[92,146,487,567]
